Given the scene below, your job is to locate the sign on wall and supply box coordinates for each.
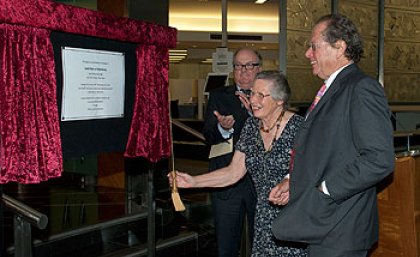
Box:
[61,47,125,121]
[212,47,233,73]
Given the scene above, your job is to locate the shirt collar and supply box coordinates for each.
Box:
[324,62,353,90]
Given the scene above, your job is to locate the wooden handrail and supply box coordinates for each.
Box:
[390,105,420,112]
[171,119,206,142]
[1,194,48,230]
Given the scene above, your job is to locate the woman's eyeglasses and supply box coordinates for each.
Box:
[250,91,270,100]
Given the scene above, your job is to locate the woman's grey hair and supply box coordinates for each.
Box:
[255,70,291,109]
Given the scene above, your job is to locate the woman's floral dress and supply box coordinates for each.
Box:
[236,114,307,257]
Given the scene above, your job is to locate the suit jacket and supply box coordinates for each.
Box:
[272,64,395,251]
[203,85,254,198]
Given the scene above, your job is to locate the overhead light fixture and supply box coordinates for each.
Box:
[255,0,268,4]
[170,49,187,54]
[201,58,213,64]
[169,49,187,63]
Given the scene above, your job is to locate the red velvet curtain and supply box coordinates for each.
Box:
[0,0,175,183]
[125,45,171,162]
[0,0,176,48]
[0,24,62,183]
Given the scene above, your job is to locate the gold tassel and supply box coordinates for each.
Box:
[171,170,185,211]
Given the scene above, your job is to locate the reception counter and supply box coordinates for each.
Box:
[370,150,420,257]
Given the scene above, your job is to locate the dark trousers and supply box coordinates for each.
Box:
[211,187,256,257]
[308,245,368,257]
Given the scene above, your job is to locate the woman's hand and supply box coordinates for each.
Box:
[168,171,195,188]
[268,178,290,206]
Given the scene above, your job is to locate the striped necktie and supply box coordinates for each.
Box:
[306,83,326,116]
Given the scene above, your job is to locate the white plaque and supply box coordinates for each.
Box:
[61,47,125,121]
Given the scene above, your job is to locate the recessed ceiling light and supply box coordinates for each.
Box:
[255,0,268,4]
[169,49,187,53]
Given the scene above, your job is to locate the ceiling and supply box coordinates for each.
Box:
[169,0,281,62]
[54,0,282,63]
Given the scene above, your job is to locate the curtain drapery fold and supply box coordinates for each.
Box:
[0,0,176,48]
[125,45,171,162]
[0,23,62,183]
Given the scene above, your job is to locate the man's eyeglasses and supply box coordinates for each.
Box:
[233,63,260,71]
[307,41,329,51]
[250,91,270,100]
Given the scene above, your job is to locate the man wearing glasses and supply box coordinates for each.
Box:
[269,14,394,257]
[203,48,261,257]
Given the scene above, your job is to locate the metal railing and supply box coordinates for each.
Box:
[1,193,48,257]
[171,119,205,142]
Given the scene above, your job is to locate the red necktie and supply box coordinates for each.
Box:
[306,84,326,116]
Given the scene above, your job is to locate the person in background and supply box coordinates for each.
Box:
[201,47,261,257]
[172,70,307,257]
[269,14,395,257]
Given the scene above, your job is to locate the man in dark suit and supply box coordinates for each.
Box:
[269,14,395,257]
[203,48,261,257]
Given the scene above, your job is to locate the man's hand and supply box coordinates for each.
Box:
[268,178,290,206]
[236,91,252,113]
[214,111,235,130]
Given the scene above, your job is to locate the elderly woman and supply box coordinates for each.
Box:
[171,70,307,256]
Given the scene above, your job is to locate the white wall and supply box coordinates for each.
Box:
[169,79,205,104]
